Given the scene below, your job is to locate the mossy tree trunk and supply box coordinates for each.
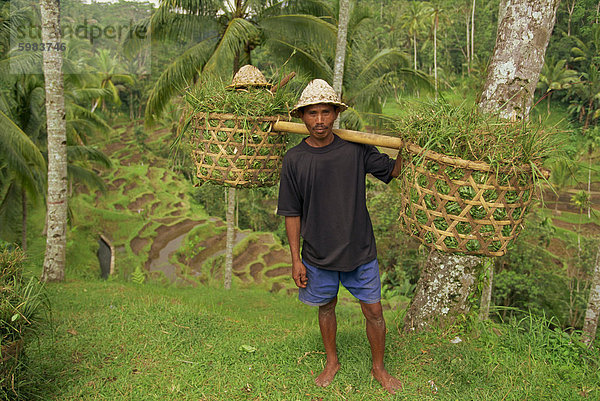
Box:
[583,245,600,345]
[479,0,560,121]
[404,0,559,332]
[404,252,480,332]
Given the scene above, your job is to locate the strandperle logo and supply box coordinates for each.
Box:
[15,18,147,45]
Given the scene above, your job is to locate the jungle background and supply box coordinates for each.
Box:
[2,0,600,399]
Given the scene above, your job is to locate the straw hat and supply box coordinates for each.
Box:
[290,79,348,117]
[227,65,272,89]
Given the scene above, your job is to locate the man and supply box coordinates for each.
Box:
[277,79,403,394]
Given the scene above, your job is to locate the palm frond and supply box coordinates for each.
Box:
[356,49,411,81]
[67,145,112,168]
[265,39,332,80]
[150,11,219,43]
[279,0,335,19]
[204,18,260,73]
[261,14,337,54]
[0,110,46,197]
[67,164,106,192]
[0,52,42,76]
[340,106,364,131]
[347,3,372,44]
[67,104,112,134]
[145,38,216,127]
[67,87,113,103]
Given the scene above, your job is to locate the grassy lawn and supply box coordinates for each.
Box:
[16,279,600,400]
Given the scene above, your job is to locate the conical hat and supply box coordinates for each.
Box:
[227,65,272,89]
[290,79,348,117]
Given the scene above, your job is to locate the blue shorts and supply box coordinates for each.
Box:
[298,259,381,306]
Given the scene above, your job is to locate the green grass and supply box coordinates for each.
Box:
[15,279,599,400]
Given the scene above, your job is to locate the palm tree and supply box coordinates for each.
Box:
[567,63,600,131]
[0,108,46,248]
[89,49,135,113]
[399,1,432,71]
[548,159,577,213]
[139,0,337,127]
[570,24,600,70]
[537,57,579,114]
[40,0,67,282]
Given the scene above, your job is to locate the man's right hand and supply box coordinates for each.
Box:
[292,260,308,288]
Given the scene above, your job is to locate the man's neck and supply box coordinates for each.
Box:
[306,133,334,148]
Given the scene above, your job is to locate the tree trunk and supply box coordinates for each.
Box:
[332,0,350,130]
[589,156,592,219]
[224,187,235,290]
[582,245,600,346]
[434,11,438,100]
[413,31,418,70]
[479,259,494,320]
[471,0,475,62]
[404,251,480,332]
[479,0,560,121]
[466,13,470,74]
[566,0,577,36]
[404,0,559,332]
[21,189,27,253]
[40,0,67,282]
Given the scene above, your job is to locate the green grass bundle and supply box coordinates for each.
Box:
[184,78,295,118]
[182,79,296,188]
[387,100,554,168]
[1,245,47,389]
[389,101,555,256]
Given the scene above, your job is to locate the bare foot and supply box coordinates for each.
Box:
[372,367,402,394]
[315,361,341,387]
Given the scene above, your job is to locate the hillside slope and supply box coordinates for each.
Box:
[70,120,295,293]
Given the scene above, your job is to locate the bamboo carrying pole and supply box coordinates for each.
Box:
[272,120,403,150]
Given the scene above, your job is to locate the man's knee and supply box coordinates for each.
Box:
[319,297,337,315]
[361,302,385,324]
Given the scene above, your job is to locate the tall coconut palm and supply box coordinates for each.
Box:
[89,49,135,113]
[40,0,67,282]
[399,1,432,71]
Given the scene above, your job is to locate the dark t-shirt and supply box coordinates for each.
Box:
[277,134,395,272]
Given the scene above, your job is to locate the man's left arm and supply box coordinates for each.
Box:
[364,145,402,183]
[390,155,402,178]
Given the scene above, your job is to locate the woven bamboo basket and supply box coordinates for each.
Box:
[398,142,536,257]
[189,112,287,188]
